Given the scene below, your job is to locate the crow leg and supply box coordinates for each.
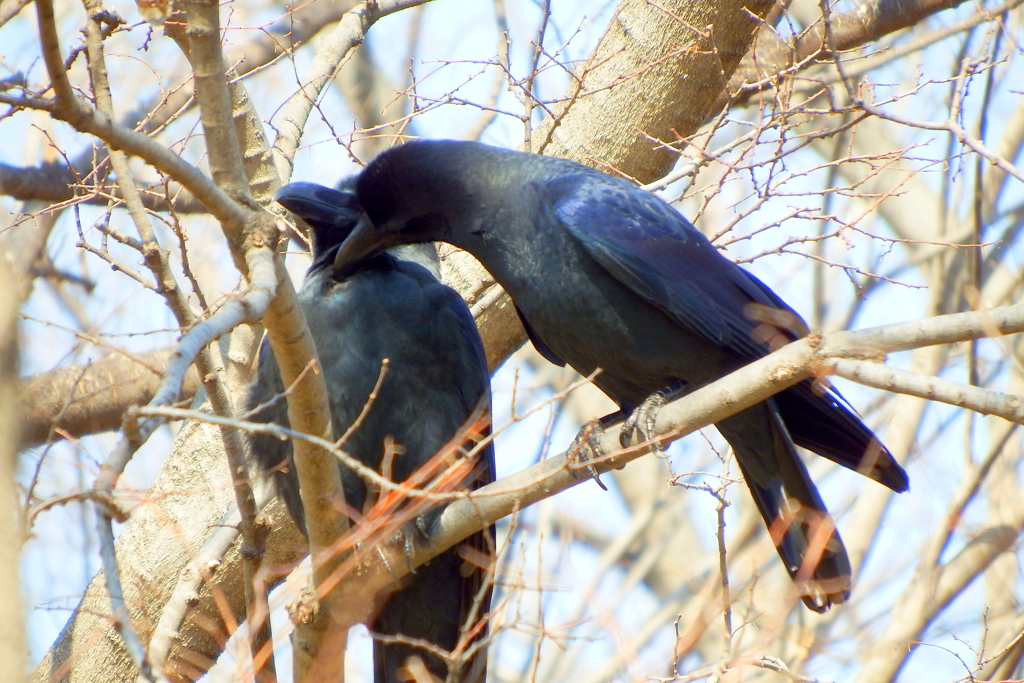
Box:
[568,420,610,491]
[620,391,671,452]
[398,510,442,575]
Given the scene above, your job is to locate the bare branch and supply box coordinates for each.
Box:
[272,0,436,179]
[828,358,1024,424]
[30,418,306,683]
[19,348,200,449]
[94,512,164,683]
[726,0,997,104]
[302,302,1024,649]
[533,0,777,183]
[17,0,1024,679]
[0,240,27,683]
[817,303,1024,358]
[1,2,356,211]
[0,0,30,28]
[146,480,275,677]
[855,503,1024,682]
[854,97,1024,188]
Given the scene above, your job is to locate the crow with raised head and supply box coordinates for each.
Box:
[246,179,494,681]
[330,140,909,612]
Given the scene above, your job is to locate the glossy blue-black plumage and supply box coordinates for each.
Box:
[544,171,900,480]
[334,140,910,612]
[547,173,795,354]
[246,181,493,682]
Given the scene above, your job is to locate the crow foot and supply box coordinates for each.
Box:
[399,513,439,575]
[376,543,401,581]
[620,392,668,454]
[568,420,609,491]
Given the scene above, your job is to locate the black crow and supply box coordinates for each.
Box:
[246,180,494,681]
[329,140,909,612]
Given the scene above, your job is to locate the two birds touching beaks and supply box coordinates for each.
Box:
[250,140,909,682]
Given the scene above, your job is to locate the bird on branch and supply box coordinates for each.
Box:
[331,140,909,612]
[247,179,494,682]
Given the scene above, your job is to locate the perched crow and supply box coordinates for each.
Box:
[246,180,494,681]
[330,140,909,612]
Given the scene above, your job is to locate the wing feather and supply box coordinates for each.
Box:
[543,173,801,359]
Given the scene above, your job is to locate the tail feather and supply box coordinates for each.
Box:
[373,431,494,683]
[372,539,491,683]
[717,398,851,612]
[777,380,908,493]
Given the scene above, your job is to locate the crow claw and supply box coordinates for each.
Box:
[569,420,609,490]
[620,392,668,454]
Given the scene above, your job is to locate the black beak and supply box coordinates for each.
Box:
[275,182,361,222]
[333,215,391,278]
[276,182,363,259]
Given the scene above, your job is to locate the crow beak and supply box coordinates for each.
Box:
[275,182,352,223]
[333,215,387,278]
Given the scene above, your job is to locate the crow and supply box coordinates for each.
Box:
[329,140,909,612]
[246,179,494,680]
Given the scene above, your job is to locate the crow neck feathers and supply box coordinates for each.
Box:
[356,140,578,288]
[358,140,552,238]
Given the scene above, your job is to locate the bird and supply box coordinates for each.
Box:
[246,179,494,681]
[329,139,910,612]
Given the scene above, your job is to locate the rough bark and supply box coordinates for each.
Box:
[30,412,306,683]
[533,0,776,183]
[726,0,966,104]
[20,350,200,449]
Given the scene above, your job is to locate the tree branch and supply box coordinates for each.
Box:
[19,349,200,449]
[271,0,434,178]
[533,0,777,183]
[280,302,1024,655]
[0,238,27,683]
[829,358,1024,425]
[1,2,357,210]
